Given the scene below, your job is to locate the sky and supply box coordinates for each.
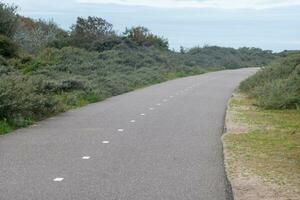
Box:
[3,0,300,52]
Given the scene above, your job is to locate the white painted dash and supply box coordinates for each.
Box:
[53,177,64,182]
[102,141,110,144]
[82,156,90,160]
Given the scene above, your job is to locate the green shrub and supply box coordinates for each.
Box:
[0,65,15,75]
[0,74,58,121]
[0,119,11,134]
[0,55,7,65]
[0,34,18,58]
[256,76,300,109]
[70,16,115,50]
[0,3,18,38]
[14,18,69,53]
[240,52,300,109]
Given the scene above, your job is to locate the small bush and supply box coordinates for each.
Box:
[0,74,58,121]
[0,65,15,75]
[0,55,7,65]
[0,119,11,134]
[255,75,300,109]
[0,34,18,58]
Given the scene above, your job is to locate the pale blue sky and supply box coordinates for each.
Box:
[4,0,300,52]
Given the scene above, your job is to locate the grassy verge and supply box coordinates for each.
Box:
[223,92,300,200]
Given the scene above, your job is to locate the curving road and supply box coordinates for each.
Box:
[0,68,257,200]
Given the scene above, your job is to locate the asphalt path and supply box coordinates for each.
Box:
[0,68,257,200]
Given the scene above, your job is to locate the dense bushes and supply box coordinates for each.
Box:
[240,52,300,109]
[183,46,275,69]
[70,16,115,50]
[124,26,169,50]
[0,34,18,58]
[0,46,216,133]
[0,45,276,134]
[0,2,278,134]
[0,73,57,126]
[0,3,18,38]
[14,18,69,53]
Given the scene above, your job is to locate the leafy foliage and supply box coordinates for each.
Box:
[0,34,18,58]
[0,2,18,38]
[0,73,57,124]
[183,46,275,69]
[240,52,300,109]
[124,26,169,50]
[14,17,69,53]
[0,2,278,134]
[70,16,115,50]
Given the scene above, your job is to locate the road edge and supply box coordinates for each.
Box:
[222,94,235,200]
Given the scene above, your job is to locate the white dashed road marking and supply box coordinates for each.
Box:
[130,120,136,123]
[140,113,146,116]
[102,141,110,144]
[53,178,64,182]
[82,156,90,160]
[118,129,124,132]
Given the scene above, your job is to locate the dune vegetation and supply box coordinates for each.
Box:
[240,51,300,109]
[223,51,300,199]
[0,2,276,134]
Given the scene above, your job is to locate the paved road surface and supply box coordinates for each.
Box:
[0,68,257,200]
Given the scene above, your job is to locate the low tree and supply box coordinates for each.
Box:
[124,26,168,50]
[124,26,150,46]
[14,18,69,53]
[70,16,116,50]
